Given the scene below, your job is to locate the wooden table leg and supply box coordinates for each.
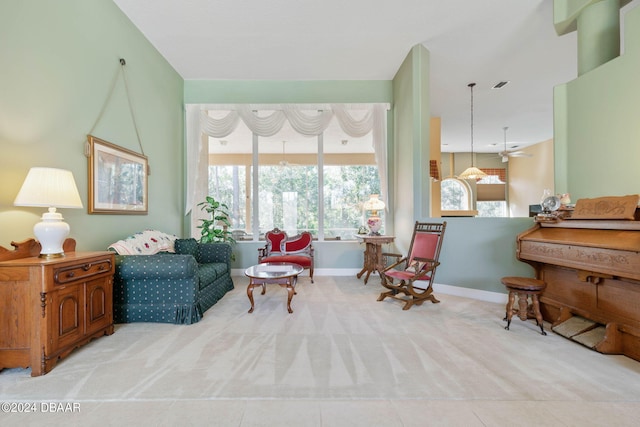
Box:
[356,237,395,285]
[361,242,376,284]
[373,244,384,276]
[285,277,295,313]
[248,276,298,314]
[357,244,369,279]
[247,279,256,313]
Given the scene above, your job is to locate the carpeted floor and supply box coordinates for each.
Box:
[2,275,640,425]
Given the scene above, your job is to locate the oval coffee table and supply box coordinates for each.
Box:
[244,262,304,313]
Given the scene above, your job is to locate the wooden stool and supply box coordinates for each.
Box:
[501,276,547,335]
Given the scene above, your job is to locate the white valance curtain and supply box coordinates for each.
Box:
[185,103,389,220]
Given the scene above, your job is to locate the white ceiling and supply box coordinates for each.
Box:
[112,0,639,153]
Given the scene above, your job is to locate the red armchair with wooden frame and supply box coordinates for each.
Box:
[258,228,314,282]
[378,221,447,310]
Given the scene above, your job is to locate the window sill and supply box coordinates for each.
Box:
[441,210,478,217]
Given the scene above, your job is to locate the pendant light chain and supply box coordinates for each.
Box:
[457,82,487,180]
[468,82,476,167]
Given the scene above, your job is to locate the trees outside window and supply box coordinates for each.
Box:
[208,165,247,231]
[207,110,380,241]
[477,201,507,217]
[441,178,471,210]
[258,163,318,235]
[323,165,380,239]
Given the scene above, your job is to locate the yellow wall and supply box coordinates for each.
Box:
[508,139,555,217]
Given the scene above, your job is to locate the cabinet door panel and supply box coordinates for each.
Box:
[85,278,112,334]
[50,286,84,353]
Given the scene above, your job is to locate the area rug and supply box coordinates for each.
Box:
[2,276,640,403]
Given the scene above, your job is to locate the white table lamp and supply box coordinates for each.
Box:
[14,167,83,257]
[363,194,385,235]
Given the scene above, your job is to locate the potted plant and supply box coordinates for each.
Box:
[197,196,236,251]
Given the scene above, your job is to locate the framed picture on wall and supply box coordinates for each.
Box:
[87,135,148,214]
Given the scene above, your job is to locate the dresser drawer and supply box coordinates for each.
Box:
[54,258,113,285]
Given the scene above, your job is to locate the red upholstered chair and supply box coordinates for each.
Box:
[258,228,314,282]
[378,221,447,310]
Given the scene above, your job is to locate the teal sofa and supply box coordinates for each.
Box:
[112,238,234,324]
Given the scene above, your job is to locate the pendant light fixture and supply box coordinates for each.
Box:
[458,83,488,180]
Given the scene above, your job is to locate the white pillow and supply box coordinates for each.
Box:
[107,230,178,255]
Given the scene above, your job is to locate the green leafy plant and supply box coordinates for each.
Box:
[197,196,236,247]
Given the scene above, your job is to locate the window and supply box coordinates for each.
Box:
[476,201,507,217]
[476,171,507,217]
[323,166,380,239]
[208,165,247,231]
[256,120,319,236]
[440,169,508,217]
[206,108,381,241]
[441,178,471,211]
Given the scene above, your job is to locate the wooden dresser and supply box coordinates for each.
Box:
[0,239,115,376]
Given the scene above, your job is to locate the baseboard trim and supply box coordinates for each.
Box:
[434,283,508,304]
[231,268,507,304]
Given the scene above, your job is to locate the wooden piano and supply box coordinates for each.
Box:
[517,196,640,362]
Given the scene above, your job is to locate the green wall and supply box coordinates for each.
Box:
[555,5,640,198]
[185,80,392,104]
[0,0,184,251]
[391,44,432,251]
[390,45,533,293]
[437,217,535,293]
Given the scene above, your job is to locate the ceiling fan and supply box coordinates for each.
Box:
[498,126,533,163]
[279,141,299,167]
